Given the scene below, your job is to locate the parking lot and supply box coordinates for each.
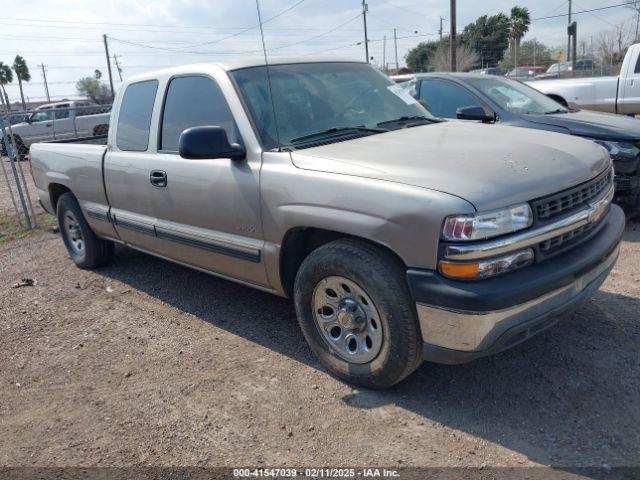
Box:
[1,168,639,474]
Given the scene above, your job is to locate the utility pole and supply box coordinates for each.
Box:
[393,28,399,73]
[362,0,369,63]
[567,0,572,62]
[439,16,443,41]
[103,34,115,99]
[570,22,577,75]
[382,36,387,73]
[39,64,50,102]
[113,54,123,81]
[450,0,457,72]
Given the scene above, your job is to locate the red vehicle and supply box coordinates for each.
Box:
[506,66,547,80]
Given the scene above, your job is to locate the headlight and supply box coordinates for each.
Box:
[442,203,533,241]
[590,139,639,162]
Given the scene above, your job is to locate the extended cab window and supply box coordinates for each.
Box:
[55,105,70,120]
[419,80,480,118]
[116,80,158,152]
[160,75,238,152]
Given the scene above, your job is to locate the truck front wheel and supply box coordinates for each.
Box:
[294,239,423,389]
[57,193,113,269]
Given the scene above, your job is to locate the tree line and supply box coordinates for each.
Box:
[0,56,112,111]
[405,7,540,73]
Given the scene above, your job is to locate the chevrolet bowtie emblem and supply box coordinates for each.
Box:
[587,192,611,224]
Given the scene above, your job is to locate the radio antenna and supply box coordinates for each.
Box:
[255,0,282,151]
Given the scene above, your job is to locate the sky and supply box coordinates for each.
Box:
[0,0,636,104]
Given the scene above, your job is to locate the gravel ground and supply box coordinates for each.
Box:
[1,217,639,475]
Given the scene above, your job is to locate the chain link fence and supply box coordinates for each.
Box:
[0,99,111,241]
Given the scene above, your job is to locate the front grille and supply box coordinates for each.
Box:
[532,167,612,222]
[539,221,598,256]
[614,174,633,191]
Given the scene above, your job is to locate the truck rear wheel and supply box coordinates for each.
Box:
[294,238,423,389]
[57,193,113,269]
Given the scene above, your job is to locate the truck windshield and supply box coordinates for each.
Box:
[466,76,570,115]
[231,62,434,149]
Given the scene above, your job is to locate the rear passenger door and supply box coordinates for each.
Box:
[146,74,267,287]
[104,79,160,251]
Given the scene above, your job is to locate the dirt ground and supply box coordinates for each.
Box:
[0,170,639,476]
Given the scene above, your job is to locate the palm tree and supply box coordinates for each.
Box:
[509,6,531,66]
[12,56,31,111]
[0,61,13,107]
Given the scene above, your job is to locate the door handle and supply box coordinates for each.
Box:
[150,170,167,187]
[45,123,52,127]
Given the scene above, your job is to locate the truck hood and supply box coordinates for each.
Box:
[523,109,640,142]
[290,122,610,211]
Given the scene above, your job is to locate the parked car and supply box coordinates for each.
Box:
[1,100,110,158]
[470,67,504,76]
[534,59,595,80]
[31,59,624,388]
[396,72,640,209]
[506,66,547,80]
[529,43,640,115]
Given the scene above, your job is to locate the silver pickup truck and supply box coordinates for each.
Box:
[31,59,625,388]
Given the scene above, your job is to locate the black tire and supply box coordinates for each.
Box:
[294,238,423,389]
[56,192,113,269]
[14,137,27,161]
[1,136,26,160]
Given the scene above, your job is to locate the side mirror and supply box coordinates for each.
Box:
[179,126,246,160]
[456,105,495,123]
[25,116,33,124]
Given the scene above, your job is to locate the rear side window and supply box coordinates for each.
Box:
[55,105,70,119]
[635,53,640,74]
[160,75,239,152]
[419,80,481,119]
[116,80,158,152]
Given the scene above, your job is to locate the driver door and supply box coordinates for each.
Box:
[146,74,267,287]
[27,109,54,143]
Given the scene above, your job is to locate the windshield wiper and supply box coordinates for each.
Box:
[289,126,387,144]
[376,115,439,128]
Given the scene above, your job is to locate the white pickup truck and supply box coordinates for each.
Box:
[1,100,110,158]
[529,43,640,115]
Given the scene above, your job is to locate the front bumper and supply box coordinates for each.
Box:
[408,204,625,364]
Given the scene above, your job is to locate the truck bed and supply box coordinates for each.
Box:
[30,141,109,217]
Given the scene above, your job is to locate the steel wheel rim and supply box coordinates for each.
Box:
[312,276,383,364]
[63,211,84,255]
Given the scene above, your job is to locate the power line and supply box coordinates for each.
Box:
[541,1,569,17]
[107,0,310,53]
[572,0,617,28]
[268,13,363,51]
[186,0,308,48]
[532,2,629,21]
